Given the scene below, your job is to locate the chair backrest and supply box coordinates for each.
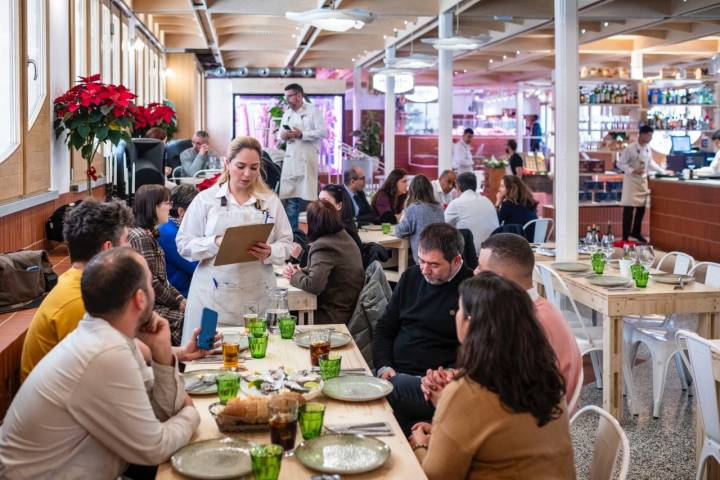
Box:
[689,262,720,288]
[571,405,630,480]
[127,139,166,191]
[193,168,224,179]
[523,218,554,243]
[676,330,720,444]
[656,251,695,275]
[567,367,584,414]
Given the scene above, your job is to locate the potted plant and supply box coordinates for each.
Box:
[53,74,136,194]
[132,101,178,139]
[482,155,509,201]
[352,112,382,158]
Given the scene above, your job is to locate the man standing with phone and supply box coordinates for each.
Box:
[278,83,327,231]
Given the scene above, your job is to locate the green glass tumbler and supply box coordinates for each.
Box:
[591,252,606,274]
[250,444,283,480]
[630,263,644,280]
[278,315,296,340]
[249,332,269,359]
[298,402,325,440]
[381,223,391,235]
[318,353,342,380]
[216,372,240,404]
[247,317,268,337]
[634,268,650,288]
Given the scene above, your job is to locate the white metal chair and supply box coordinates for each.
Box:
[567,366,584,414]
[676,330,720,480]
[523,218,554,244]
[537,264,604,389]
[571,405,630,480]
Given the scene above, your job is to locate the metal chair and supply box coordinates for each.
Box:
[567,366,584,414]
[523,218,554,243]
[571,405,630,480]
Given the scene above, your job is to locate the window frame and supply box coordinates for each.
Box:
[25,0,47,129]
[0,0,21,164]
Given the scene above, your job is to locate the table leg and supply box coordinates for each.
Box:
[397,244,409,277]
[696,313,720,480]
[307,310,314,326]
[603,315,624,420]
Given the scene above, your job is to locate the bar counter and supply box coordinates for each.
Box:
[650,177,720,261]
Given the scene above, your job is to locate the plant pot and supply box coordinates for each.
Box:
[483,167,506,202]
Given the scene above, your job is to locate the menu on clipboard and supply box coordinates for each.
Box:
[214,223,275,266]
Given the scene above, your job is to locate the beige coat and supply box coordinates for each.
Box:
[617,141,665,207]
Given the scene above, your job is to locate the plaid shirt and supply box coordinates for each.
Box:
[128,227,184,310]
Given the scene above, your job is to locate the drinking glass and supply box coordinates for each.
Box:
[381,223,391,235]
[249,331,269,359]
[319,353,342,380]
[243,302,259,330]
[309,329,332,367]
[268,397,299,453]
[634,268,650,288]
[600,234,614,259]
[266,288,289,332]
[591,252,606,275]
[298,402,325,440]
[247,316,268,337]
[222,332,240,369]
[216,371,240,404]
[638,245,655,271]
[278,314,296,340]
[250,444,283,480]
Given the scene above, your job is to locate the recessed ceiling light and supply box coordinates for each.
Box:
[383,34,387,39]
[489,59,494,63]
[516,50,520,55]
[603,21,609,27]
[502,54,507,59]
[463,69,467,73]
[581,28,586,34]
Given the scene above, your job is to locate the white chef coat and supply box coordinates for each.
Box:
[696,150,720,176]
[452,140,474,173]
[444,189,499,253]
[617,141,665,207]
[176,182,293,344]
[278,101,327,201]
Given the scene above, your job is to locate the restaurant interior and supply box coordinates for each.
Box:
[2,0,720,479]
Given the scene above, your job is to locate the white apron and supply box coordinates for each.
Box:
[181,203,276,344]
[278,104,323,201]
[620,146,651,208]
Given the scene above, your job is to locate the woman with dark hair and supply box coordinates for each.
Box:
[128,184,186,345]
[394,175,445,262]
[319,184,362,248]
[371,168,409,224]
[410,273,574,479]
[283,200,364,325]
[496,175,538,237]
[158,184,199,298]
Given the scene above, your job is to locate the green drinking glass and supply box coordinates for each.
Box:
[591,252,606,274]
[630,262,644,280]
[278,315,297,340]
[381,223,391,235]
[298,402,325,440]
[634,268,650,288]
[249,332,269,359]
[247,317,268,337]
[318,352,342,380]
[250,444,283,480]
[216,372,240,404]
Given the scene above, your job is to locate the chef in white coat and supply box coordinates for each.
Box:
[696,130,720,177]
[617,126,671,242]
[278,83,327,231]
[452,127,475,173]
[176,136,293,344]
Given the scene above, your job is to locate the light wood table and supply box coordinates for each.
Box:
[274,274,316,325]
[156,325,426,480]
[534,253,720,421]
[358,229,410,283]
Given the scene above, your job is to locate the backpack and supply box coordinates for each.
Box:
[0,250,58,313]
[45,200,83,243]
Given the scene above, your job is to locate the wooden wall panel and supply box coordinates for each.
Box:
[25,103,52,195]
[166,53,202,140]
[0,148,25,202]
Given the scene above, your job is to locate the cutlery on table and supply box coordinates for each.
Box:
[324,421,394,436]
[674,277,685,290]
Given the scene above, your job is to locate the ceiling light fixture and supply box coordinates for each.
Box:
[489,59,494,64]
[516,50,520,55]
[387,53,437,69]
[372,73,414,94]
[581,28,586,34]
[603,21,609,27]
[285,7,376,32]
[502,54,507,59]
[421,4,492,51]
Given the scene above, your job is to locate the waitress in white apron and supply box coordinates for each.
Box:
[177,136,293,344]
[617,126,671,243]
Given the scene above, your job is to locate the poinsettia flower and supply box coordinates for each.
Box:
[79,74,101,83]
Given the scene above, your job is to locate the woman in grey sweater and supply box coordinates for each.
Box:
[283,200,364,325]
[394,175,446,263]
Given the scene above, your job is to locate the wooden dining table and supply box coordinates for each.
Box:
[156,325,427,480]
[357,229,410,283]
[274,273,317,325]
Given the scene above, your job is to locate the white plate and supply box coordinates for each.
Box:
[586,275,631,287]
[171,437,254,479]
[551,262,589,272]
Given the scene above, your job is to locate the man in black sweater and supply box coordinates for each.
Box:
[373,223,473,434]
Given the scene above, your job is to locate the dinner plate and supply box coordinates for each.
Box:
[294,330,352,349]
[171,437,254,479]
[361,225,383,231]
[322,376,393,402]
[586,275,631,287]
[650,273,695,285]
[551,262,589,272]
[182,369,223,395]
[295,434,391,474]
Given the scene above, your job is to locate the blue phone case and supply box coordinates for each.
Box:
[197,308,218,350]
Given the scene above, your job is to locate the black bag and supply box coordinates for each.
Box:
[45,200,83,243]
[0,250,58,313]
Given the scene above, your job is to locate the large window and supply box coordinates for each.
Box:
[112,12,120,84]
[90,0,99,75]
[121,20,129,86]
[73,0,86,80]
[0,0,19,162]
[101,3,111,82]
[26,0,46,128]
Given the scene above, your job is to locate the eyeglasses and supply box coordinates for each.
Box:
[284,92,300,100]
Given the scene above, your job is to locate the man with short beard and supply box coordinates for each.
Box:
[0,248,200,480]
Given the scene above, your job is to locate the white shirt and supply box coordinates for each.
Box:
[0,315,199,480]
[431,179,459,206]
[617,141,665,176]
[444,189,499,253]
[452,140,474,173]
[697,150,720,176]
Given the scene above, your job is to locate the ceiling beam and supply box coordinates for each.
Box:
[190,1,224,68]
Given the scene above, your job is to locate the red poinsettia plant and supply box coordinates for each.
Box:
[132,101,178,140]
[53,74,136,193]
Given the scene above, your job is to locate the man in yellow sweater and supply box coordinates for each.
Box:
[20,200,134,380]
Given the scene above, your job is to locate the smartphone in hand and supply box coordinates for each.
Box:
[282,124,292,130]
[197,308,218,350]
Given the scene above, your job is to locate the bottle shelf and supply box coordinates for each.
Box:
[645,104,716,108]
[579,103,641,107]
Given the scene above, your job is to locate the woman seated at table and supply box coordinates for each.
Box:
[410,273,574,479]
[158,183,199,298]
[283,200,364,325]
[496,175,538,239]
[319,184,363,250]
[394,175,445,263]
[371,168,409,224]
[129,184,186,346]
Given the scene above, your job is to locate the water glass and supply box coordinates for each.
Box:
[278,315,296,340]
[298,402,325,440]
[222,332,240,369]
[591,252,606,275]
[638,245,656,270]
[243,302,259,329]
[318,353,342,380]
[630,262,644,280]
[309,329,332,367]
[247,316,268,337]
[249,331,269,359]
[216,371,240,404]
[250,444,283,480]
[381,223,391,235]
[268,397,299,452]
[634,268,650,288]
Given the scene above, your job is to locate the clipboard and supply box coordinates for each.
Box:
[214,223,275,266]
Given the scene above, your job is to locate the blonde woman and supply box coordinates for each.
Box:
[177,136,293,344]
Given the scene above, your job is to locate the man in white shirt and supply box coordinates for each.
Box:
[444,172,499,253]
[431,169,458,207]
[452,128,475,173]
[0,248,200,480]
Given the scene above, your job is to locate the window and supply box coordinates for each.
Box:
[0,0,19,161]
[90,0,99,75]
[73,0,86,80]
[135,38,144,104]
[101,3,111,82]
[121,20,129,86]
[112,12,120,84]
[26,0,45,128]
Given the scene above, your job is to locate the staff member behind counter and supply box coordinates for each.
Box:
[176,136,293,345]
[696,130,720,177]
[617,125,672,243]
